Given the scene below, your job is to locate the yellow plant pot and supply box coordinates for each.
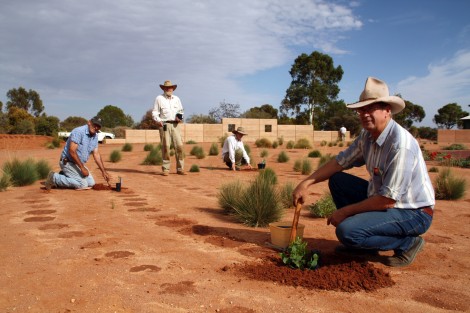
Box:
[269,221,305,249]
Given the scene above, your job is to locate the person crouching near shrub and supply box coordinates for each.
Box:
[221,127,253,171]
[45,116,112,190]
[292,77,435,267]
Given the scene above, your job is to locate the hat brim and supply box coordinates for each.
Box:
[232,130,247,136]
[160,84,177,90]
[347,96,405,114]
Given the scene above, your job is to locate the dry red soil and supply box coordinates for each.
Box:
[0,135,469,312]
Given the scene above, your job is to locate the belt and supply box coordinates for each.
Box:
[61,157,74,165]
[420,206,433,217]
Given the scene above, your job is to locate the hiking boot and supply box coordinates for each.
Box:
[334,245,379,257]
[45,171,55,190]
[385,237,425,267]
[162,171,169,176]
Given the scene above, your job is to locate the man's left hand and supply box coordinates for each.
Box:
[327,209,349,227]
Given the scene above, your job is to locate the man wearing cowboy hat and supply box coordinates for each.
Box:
[152,80,185,175]
[221,127,253,171]
[293,77,434,267]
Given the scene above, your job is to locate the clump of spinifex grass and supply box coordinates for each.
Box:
[209,143,219,156]
[277,151,289,163]
[110,150,122,163]
[218,169,291,227]
[35,159,52,179]
[189,164,200,172]
[434,168,466,200]
[190,145,206,159]
[121,143,133,152]
[0,171,11,192]
[317,153,336,169]
[142,147,162,165]
[143,144,154,151]
[2,158,39,186]
[309,193,336,218]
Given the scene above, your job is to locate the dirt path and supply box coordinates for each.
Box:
[0,136,469,312]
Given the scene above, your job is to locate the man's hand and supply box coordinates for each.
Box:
[292,182,308,206]
[327,209,349,227]
[80,167,90,177]
[247,163,253,169]
[231,164,237,171]
[102,171,111,185]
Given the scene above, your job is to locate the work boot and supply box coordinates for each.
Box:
[162,171,169,176]
[385,237,425,267]
[45,171,56,190]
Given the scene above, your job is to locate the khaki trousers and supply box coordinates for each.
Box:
[159,122,184,172]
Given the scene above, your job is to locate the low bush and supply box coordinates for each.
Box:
[317,154,335,169]
[434,168,466,200]
[121,143,133,152]
[143,144,154,151]
[442,143,466,150]
[308,150,321,158]
[260,149,269,158]
[278,136,284,146]
[286,141,295,149]
[190,145,206,159]
[309,193,336,218]
[186,140,197,144]
[2,158,38,186]
[142,148,162,165]
[279,181,295,209]
[35,159,52,179]
[277,151,289,163]
[294,138,312,149]
[272,141,279,149]
[110,150,122,163]
[189,164,200,172]
[255,138,272,148]
[429,167,439,173]
[301,159,312,175]
[0,171,11,192]
[209,143,219,156]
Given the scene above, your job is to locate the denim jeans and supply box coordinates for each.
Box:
[52,160,95,189]
[328,172,433,253]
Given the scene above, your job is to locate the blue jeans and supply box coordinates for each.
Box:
[52,160,95,189]
[328,172,433,253]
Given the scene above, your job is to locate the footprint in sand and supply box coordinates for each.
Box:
[130,265,161,273]
[105,251,135,258]
[25,209,56,215]
[24,216,55,222]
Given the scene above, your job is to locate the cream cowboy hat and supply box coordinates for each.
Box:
[347,77,405,114]
[232,127,248,136]
[159,80,177,90]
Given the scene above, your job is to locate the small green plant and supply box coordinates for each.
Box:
[301,158,312,175]
[308,150,321,158]
[277,151,289,163]
[272,140,279,149]
[293,159,302,172]
[320,140,327,147]
[209,143,219,156]
[260,149,269,158]
[429,167,439,173]
[143,143,154,151]
[218,180,245,213]
[280,237,320,270]
[189,164,200,172]
[186,139,197,144]
[434,168,466,200]
[278,136,284,146]
[294,138,312,149]
[110,150,122,163]
[279,182,295,209]
[142,148,163,165]
[256,167,277,185]
[2,158,38,186]
[190,145,206,159]
[219,134,228,147]
[35,159,52,179]
[121,143,133,152]
[317,153,336,169]
[442,143,466,150]
[309,193,336,218]
[286,140,295,149]
[0,171,11,192]
[255,138,272,148]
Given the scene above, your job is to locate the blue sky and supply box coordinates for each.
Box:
[1,0,469,127]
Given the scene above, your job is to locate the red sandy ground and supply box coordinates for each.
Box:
[0,135,469,312]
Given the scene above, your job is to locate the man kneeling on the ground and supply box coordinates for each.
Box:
[221,127,253,171]
[293,77,435,267]
[45,116,111,190]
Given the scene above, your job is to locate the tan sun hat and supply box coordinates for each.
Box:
[159,80,177,90]
[232,127,248,136]
[347,77,405,114]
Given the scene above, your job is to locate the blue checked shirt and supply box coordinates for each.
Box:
[61,125,99,164]
[336,119,435,209]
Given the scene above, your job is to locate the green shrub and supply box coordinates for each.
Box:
[0,171,11,191]
[143,144,154,151]
[286,141,295,149]
[320,140,327,147]
[190,145,205,159]
[280,237,320,270]
[51,136,61,148]
[142,148,162,165]
[434,168,466,200]
[293,159,302,172]
[308,150,321,158]
[186,139,197,144]
[260,149,269,158]
[121,143,133,152]
[209,143,219,156]
[294,138,312,149]
[110,150,122,163]
[35,159,51,179]
[429,167,439,173]
[218,171,285,227]
[317,153,335,169]
[189,164,200,172]
[272,141,279,149]
[301,159,312,175]
[3,158,38,186]
[442,143,466,150]
[244,144,251,155]
[255,138,272,148]
[278,136,284,146]
[219,134,228,147]
[257,167,277,185]
[279,181,295,209]
[277,151,289,163]
[309,193,336,218]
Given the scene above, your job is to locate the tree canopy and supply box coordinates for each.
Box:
[241,104,278,119]
[208,100,241,122]
[60,116,88,131]
[97,105,134,128]
[433,103,468,129]
[280,51,343,127]
[6,87,44,117]
[393,98,426,129]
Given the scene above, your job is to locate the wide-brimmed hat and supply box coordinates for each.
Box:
[159,80,177,90]
[232,127,247,136]
[90,116,103,127]
[347,77,405,114]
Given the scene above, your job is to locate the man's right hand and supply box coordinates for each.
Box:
[80,167,90,177]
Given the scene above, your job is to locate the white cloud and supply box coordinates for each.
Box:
[397,50,470,125]
[0,0,362,121]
